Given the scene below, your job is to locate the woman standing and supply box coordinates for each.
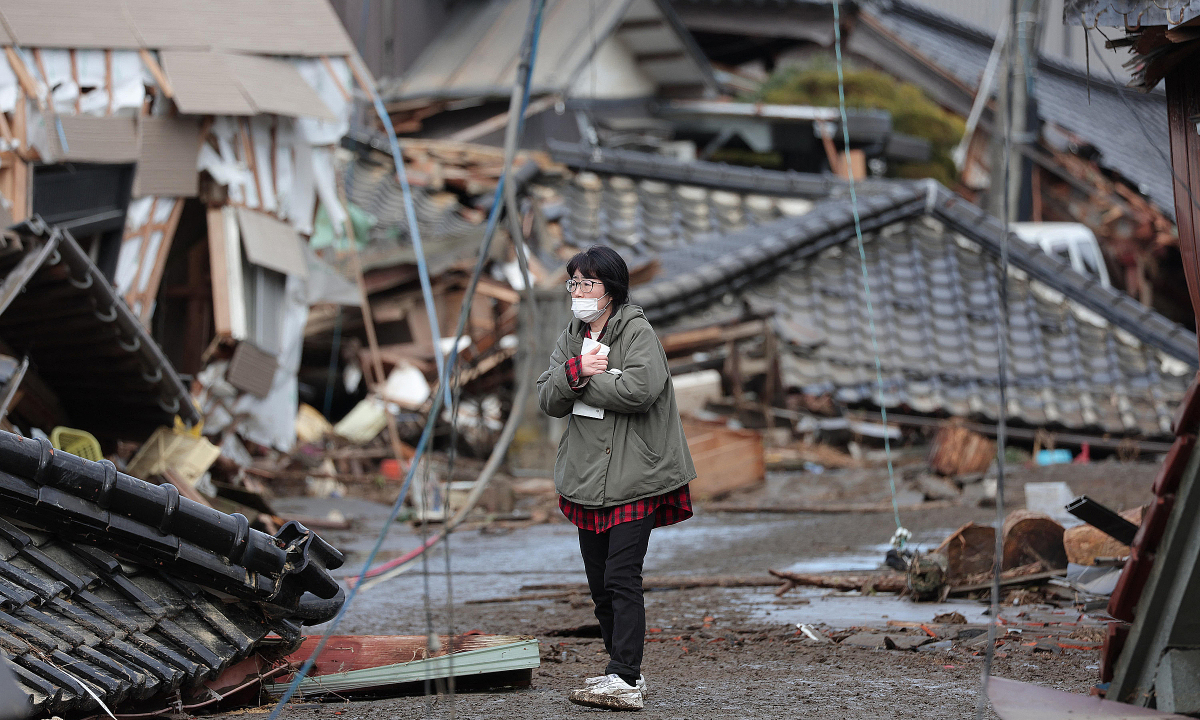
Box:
[537,245,696,711]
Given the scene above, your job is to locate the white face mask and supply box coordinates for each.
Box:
[572,293,610,323]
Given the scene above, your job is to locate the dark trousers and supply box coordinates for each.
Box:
[577,515,655,679]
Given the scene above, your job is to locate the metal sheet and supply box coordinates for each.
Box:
[235,207,308,278]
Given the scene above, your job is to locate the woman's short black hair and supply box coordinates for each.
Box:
[566,245,629,307]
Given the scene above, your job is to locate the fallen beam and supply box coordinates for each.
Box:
[707,500,955,514]
[769,569,909,595]
[520,574,784,594]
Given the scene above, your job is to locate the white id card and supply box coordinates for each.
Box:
[572,339,610,419]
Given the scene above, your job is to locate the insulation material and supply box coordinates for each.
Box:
[236,120,261,208]
[207,117,252,205]
[236,206,308,277]
[112,50,150,112]
[15,48,48,100]
[39,49,80,114]
[115,196,156,296]
[133,115,201,197]
[227,271,309,451]
[274,117,298,222]
[289,132,317,235]
[221,205,249,340]
[311,145,346,234]
[0,54,17,114]
[294,57,350,145]
[250,115,277,212]
[224,53,336,121]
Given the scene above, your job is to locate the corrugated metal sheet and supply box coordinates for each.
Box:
[133,116,202,198]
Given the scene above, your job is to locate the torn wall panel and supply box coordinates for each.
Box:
[38,114,139,163]
[236,206,308,278]
[133,116,202,198]
[159,50,256,116]
[224,53,336,122]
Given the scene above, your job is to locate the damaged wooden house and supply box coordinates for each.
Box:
[534,143,1197,452]
[0,0,368,453]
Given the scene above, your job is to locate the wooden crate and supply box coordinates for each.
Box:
[684,421,764,500]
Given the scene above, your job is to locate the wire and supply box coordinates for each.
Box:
[977,4,1016,718]
[265,3,548,715]
[831,0,904,538]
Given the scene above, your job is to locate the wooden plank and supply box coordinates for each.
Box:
[105,50,113,116]
[126,198,159,315]
[320,55,351,102]
[137,199,185,325]
[238,119,262,207]
[684,421,764,499]
[139,49,174,99]
[10,93,27,222]
[475,276,522,304]
[4,50,39,102]
[206,206,233,337]
[1167,68,1200,339]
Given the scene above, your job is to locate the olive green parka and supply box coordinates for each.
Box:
[537,304,696,508]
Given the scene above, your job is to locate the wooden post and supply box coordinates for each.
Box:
[206,206,233,337]
[761,322,777,431]
[1166,67,1200,347]
[725,339,745,425]
[338,184,415,467]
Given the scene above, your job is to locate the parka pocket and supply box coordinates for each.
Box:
[628,425,662,465]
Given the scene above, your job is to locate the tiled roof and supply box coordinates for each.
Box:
[858,0,1175,218]
[0,432,344,714]
[548,145,1197,437]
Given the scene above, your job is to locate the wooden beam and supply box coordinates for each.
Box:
[320,55,351,102]
[446,94,556,143]
[4,49,38,102]
[139,49,174,99]
[1166,66,1200,346]
[137,199,186,326]
[104,50,113,116]
[206,206,233,337]
[10,92,27,222]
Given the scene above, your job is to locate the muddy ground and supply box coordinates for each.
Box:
[249,459,1155,719]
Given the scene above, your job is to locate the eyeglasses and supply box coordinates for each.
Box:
[566,279,603,293]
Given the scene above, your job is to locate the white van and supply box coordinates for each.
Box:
[1011,222,1111,288]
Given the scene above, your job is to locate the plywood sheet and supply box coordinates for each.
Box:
[0,0,139,48]
[160,50,255,115]
[133,116,201,197]
[236,206,308,278]
[225,53,335,121]
[44,115,138,162]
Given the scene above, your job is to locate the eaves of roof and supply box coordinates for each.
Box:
[632,179,1199,367]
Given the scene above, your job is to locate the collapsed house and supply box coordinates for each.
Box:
[540,144,1197,442]
[0,0,368,452]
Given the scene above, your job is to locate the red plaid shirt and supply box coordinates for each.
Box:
[559,324,693,532]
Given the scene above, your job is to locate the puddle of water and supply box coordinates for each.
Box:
[731,585,991,627]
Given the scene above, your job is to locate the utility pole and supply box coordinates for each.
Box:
[986,0,1045,222]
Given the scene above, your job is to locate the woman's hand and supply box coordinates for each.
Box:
[579,344,609,377]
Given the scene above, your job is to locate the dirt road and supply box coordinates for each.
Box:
[255,460,1154,718]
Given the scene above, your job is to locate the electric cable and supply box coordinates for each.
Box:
[831,0,907,544]
[977,3,1016,717]
[264,2,546,712]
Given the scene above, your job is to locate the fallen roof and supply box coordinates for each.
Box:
[0,431,344,715]
[671,0,1175,218]
[385,0,717,101]
[0,218,198,439]
[549,145,1197,437]
[0,0,355,55]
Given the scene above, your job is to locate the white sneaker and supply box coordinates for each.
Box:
[569,674,645,710]
[584,673,648,697]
